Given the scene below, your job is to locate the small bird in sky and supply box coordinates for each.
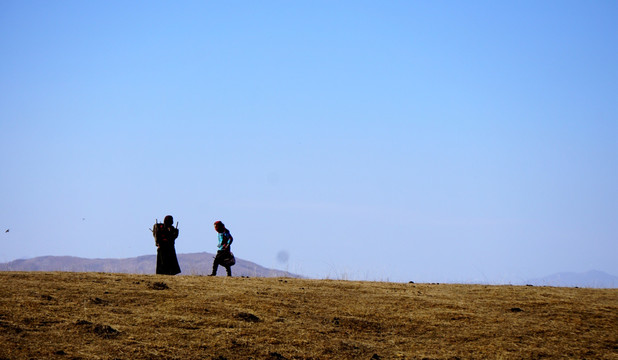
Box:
[5,229,8,233]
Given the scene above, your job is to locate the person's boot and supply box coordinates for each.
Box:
[209,264,218,276]
[226,266,232,277]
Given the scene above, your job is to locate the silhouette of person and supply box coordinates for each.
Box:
[153,215,181,275]
[210,221,234,277]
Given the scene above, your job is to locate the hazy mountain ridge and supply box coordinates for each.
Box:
[525,270,618,288]
[0,252,300,278]
[1,255,616,287]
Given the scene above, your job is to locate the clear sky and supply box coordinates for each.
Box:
[1,1,616,283]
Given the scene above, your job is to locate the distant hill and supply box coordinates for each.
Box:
[0,252,300,278]
[526,270,618,288]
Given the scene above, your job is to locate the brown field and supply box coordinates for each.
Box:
[0,272,616,360]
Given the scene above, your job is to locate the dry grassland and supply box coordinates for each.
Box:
[0,272,616,360]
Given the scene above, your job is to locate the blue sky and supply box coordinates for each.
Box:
[1,1,616,283]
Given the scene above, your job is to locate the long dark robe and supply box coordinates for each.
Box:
[156,243,181,275]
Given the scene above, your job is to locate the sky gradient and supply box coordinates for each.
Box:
[1,1,616,283]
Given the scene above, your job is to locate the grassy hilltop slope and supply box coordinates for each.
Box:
[0,272,616,360]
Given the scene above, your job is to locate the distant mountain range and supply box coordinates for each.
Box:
[1,254,616,288]
[525,270,618,288]
[0,252,300,278]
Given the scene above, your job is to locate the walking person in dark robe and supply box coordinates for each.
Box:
[209,220,235,277]
[153,215,181,275]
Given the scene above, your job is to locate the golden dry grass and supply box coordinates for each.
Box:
[0,272,616,359]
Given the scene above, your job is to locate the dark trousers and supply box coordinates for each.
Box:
[211,250,232,276]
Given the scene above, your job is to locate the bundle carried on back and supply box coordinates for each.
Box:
[152,216,179,248]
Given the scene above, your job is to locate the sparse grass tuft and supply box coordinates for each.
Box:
[0,272,616,359]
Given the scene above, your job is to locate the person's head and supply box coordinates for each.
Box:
[214,220,225,233]
[164,215,173,226]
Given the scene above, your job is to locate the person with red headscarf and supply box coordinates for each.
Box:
[210,221,234,276]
